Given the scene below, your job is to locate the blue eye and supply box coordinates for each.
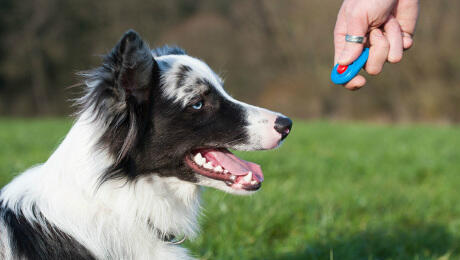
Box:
[191,101,203,110]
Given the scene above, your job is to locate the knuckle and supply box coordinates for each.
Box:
[378,40,390,50]
[333,26,342,36]
[348,8,364,21]
[370,29,389,44]
[373,35,389,47]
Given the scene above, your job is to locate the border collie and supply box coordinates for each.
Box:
[0,30,292,260]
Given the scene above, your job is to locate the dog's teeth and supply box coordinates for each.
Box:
[243,172,252,182]
[251,180,257,185]
[194,153,204,166]
[199,157,206,165]
[194,153,203,160]
[223,170,229,174]
[214,165,223,173]
[229,175,236,181]
[203,162,213,169]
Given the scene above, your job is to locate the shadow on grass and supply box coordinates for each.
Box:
[264,223,459,260]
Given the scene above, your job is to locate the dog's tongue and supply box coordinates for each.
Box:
[201,149,264,181]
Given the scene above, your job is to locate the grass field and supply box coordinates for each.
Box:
[1,118,459,260]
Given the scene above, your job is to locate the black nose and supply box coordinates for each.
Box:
[274,116,292,140]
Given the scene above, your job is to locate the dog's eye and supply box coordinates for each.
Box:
[191,101,203,110]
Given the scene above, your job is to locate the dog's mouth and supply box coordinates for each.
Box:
[185,148,264,191]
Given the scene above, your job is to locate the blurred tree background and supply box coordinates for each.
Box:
[0,0,459,122]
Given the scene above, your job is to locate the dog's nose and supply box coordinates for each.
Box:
[274,116,292,140]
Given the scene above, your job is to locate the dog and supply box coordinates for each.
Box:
[0,30,292,260]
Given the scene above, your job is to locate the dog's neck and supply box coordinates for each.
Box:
[1,114,201,258]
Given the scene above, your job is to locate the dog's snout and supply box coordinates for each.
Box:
[274,116,292,140]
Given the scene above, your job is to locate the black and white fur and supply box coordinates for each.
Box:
[0,30,292,260]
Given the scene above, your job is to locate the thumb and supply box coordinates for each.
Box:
[337,11,368,65]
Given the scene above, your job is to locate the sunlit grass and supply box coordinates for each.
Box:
[1,118,459,260]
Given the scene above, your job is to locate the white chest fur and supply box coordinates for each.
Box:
[0,116,201,259]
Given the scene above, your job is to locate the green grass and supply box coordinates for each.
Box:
[1,118,459,260]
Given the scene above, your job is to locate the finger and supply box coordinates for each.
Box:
[334,4,348,64]
[344,75,366,90]
[337,7,368,65]
[395,0,419,49]
[365,29,390,75]
[402,32,414,50]
[383,16,404,63]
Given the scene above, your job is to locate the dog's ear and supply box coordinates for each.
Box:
[79,30,159,177]
[111,29,156,105]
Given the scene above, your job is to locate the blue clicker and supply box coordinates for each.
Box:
[331,48,369,85]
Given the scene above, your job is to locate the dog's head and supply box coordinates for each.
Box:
[81,30,292,195]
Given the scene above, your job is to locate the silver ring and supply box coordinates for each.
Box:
[345,35,365,44]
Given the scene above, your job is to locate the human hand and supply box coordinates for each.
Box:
[333,0,419,90]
